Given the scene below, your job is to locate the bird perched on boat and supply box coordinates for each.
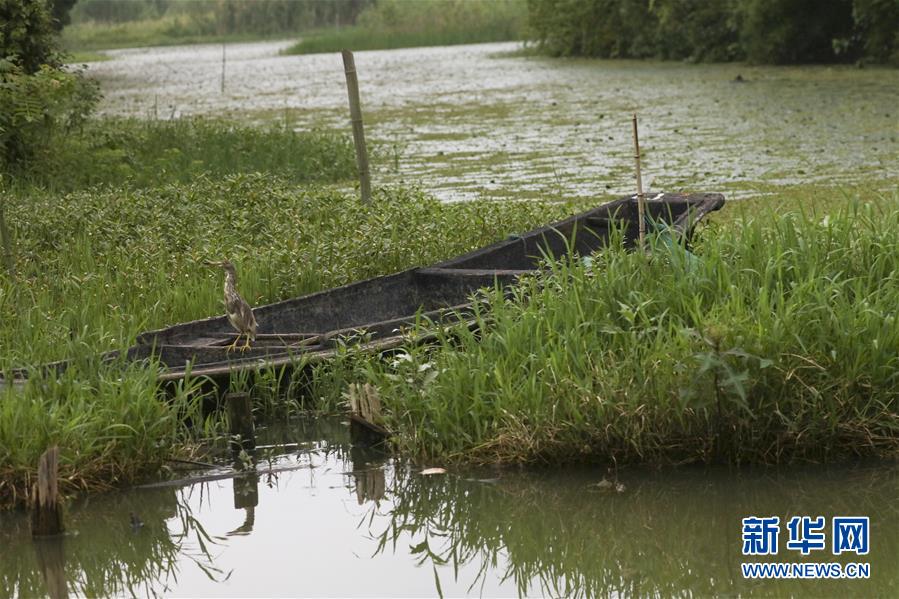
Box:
[205,259,257,352]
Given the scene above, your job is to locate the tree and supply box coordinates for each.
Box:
[49,0,78,30]
[0,0,59,73]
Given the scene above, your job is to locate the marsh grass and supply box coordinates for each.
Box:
[344,192,899,465]
[64,50,111,63]
[0,176,575,507]
[7,117,355,192]
[0,358,211,509]
[61,16,285,51]
[1,176,576,365]
[284,0,526,55]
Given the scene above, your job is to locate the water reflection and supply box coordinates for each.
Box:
[228,472,258,536]
[373,464,899,597]
[349,446,387,506]
[1,416,896,597]
[0,484,227,597]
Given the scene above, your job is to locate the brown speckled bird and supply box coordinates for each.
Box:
[205,260,257,351]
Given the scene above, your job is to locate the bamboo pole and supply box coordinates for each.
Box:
[220,44,226,93]
[632,113,646,249]
[0,195,14,277]
[341,50,372,204]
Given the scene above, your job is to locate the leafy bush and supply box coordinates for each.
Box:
[527,0,899,64]
[0,0,100,171]
[0,0,60,72]
[0,59,99,169]
[852,0,899,64]
[737,0,854,64]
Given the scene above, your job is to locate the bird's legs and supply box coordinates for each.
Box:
[241,335,252,352]
[226,333,242,352]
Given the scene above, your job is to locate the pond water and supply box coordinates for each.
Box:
[85,41,899,201]
[2,417,897,597]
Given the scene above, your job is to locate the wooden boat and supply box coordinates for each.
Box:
[4,193,724,386]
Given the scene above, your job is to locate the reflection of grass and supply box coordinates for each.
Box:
[372,464,899,597]
[0,485,228,596]
[345,187,899,465]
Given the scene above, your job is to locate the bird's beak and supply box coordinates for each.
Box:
[203,260,221,267]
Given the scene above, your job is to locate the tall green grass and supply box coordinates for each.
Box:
[0,359,209,508]
[285,0,526,55]
[6,117,355,192]
[345,192,899,465]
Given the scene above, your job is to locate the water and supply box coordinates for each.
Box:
[2,417,897,597]
[85,41,899,201]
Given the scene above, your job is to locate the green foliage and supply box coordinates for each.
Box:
[48,0,77,31]
[71,0,167,24]
[852,0,899,64]
[0,59,99,168]
[0,173,573,507]
[0,175,573,365]
[653,0,741,62]
[737,0,854,64]
[8,117,356,191]
[527,0,899,64]
[349,192,899,465]
[526,0,654,58]
[0,361,208,508]
[284,0,527,55]
[0,0,60,72]
[64,0,375,50]
[0,0,101,172]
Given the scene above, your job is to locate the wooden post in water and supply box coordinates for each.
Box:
[631,113,646,249]
[346,383,390,446]
[220,43,226,94]
[226,392,255,451]
[31,446,64,537]
[341,50,372,204]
